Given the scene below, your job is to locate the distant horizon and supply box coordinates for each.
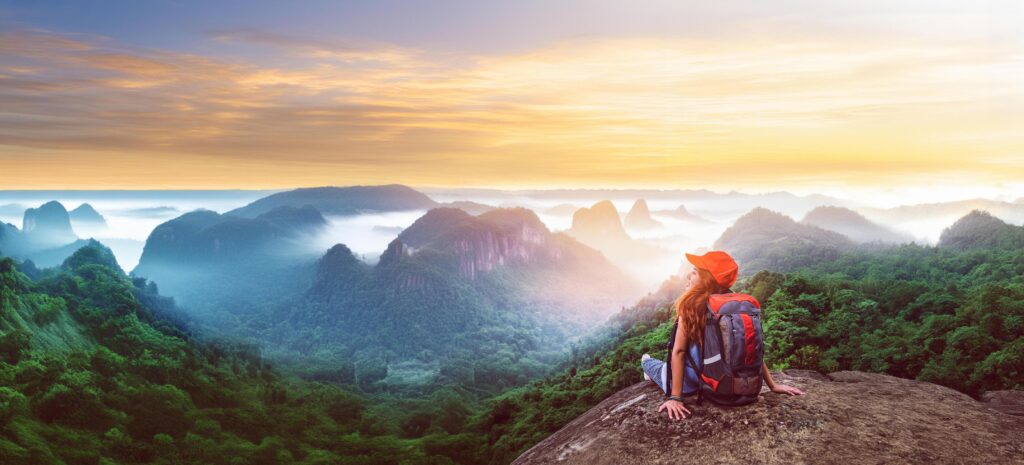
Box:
[0,184,1021,209]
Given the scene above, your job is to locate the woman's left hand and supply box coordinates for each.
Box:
[771,383,804,396]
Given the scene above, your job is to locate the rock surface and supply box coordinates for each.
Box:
[512,370,1024,465]
[982,389,1024,417]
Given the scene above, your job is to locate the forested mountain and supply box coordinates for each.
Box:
[131,204,642,397]
[0,245,498,465]
[226,184,438,218]
[938,210,1024,250]
[263,207,645,393]
[714,207,856,273]
[801,206,913,244]
[131,206,328,326]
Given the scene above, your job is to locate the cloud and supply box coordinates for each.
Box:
[0,27,1022,191]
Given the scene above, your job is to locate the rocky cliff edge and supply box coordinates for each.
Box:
[512,370,1024,465]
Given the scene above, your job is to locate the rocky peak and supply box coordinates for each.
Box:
[317,243,364,273]
[666,204,710,222]
[22,200,77,245]
[311,243,369,295]
[477,207,549,235]
[513,370,1024,465]
[69,203,107,224]
[624,199,663,230]
[569,200,629,241]
[397,207,476,248]
[377,238,413,267]
[451,208,555,279]
[391,207,557,280]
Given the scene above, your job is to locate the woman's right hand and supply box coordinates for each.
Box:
[658,399,691,420]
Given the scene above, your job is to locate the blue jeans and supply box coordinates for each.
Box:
[642,356,670,394]
[641,344,702,395]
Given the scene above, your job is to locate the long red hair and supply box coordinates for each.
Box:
[673,267,728,348]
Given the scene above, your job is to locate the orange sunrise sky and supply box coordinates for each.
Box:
[1,1,1022,204]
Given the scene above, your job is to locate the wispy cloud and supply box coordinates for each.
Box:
[0,25,1022,191]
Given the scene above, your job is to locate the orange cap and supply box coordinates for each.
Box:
[685,250,738,288]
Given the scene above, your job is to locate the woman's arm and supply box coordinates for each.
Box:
[658,317,692,420]
[762,362,776,390]
[762,362,805,396]
[670,319,686,398]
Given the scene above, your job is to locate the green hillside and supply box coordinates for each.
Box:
[0,245,480,465]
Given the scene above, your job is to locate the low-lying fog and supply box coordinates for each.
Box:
[1,189,1014,290]
[0,192,271,272]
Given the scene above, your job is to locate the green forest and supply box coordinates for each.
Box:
[3,223,1023,464]
[0,246,483,465]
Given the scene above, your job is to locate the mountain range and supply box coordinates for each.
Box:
[131,202,644,392]
[131,205,329,328]
[0,201,94,267]
[226,184,439,218]
[859,198,1024,227]
[714,207,857,273]
[3,184,1024,465]
[564,200,668,265]
[801,206,913,244]
[417,187,850,221]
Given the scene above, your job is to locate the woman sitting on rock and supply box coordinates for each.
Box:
[641,250,804,421]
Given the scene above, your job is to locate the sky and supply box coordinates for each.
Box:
[1,0,1023,204]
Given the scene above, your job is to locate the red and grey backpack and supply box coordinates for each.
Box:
[669,291,765,406]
